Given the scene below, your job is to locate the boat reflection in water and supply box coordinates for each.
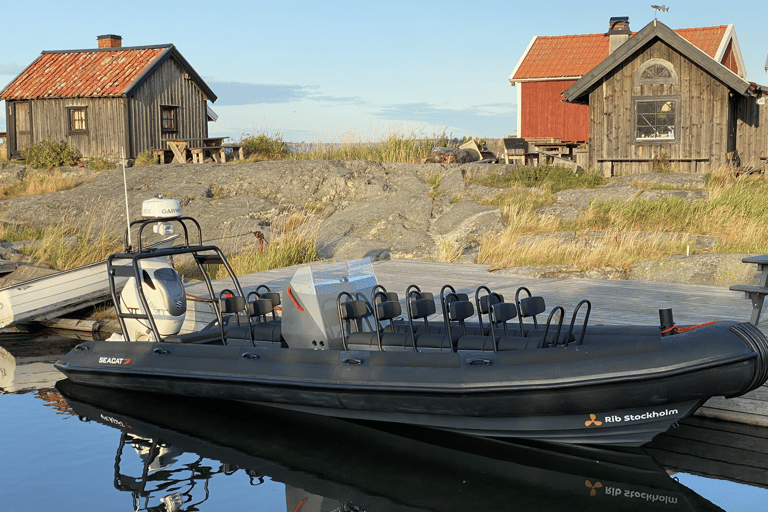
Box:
[57,379,722,512]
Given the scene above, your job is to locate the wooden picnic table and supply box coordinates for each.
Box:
[729,254,768,325]
[165,137,244,164]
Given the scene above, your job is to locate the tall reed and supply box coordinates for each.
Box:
[478,169,768,270]
[19,220,123,270]
[207,212,320,278]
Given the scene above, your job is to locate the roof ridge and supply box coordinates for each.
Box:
[533,24,728,40]
[40,44,173,55]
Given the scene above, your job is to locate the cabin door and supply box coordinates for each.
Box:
[12,102,32,157]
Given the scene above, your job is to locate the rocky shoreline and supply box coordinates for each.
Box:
[0,160,759,288]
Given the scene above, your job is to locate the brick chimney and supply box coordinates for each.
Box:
[606,17,630,54]
[97,34,122,49]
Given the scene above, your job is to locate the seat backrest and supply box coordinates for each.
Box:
[339,300,369,320]
[491,302,517,324]
[477,293,502,314]
[448,301,474,322]
[248,298,275,318]
[410,298,436,319]
[261,292,281,307]
[220,295,246,314]
[519,296,546,318]
[376,300,402,321]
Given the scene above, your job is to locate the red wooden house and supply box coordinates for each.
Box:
[509,17,745,143]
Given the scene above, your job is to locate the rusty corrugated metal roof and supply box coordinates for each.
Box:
[513,25,729,81]
[0,46,168,100]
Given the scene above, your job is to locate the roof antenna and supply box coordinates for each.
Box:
[651,5,669,19]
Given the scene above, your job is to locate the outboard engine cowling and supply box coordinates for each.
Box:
[120,257,187,341]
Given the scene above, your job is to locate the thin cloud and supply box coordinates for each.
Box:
[206,80,364,106]
[207,81,315,105]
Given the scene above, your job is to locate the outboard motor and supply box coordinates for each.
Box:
[119,197,187,341]
[120,257,187,341]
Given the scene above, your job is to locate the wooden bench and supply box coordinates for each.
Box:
[151,149,168,164]
[221,144,244,161]
[730,255,768,325]
[191,145,244,164]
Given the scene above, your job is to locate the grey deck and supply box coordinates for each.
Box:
[190,259,768,427]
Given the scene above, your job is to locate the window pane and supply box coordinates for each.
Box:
[70,109,86,131]
[162,108,176,131]
[635,99,676,140]
[637,102,656,114]
[637,126,657,139]
[641,64,672,79]
[657,125,674,138]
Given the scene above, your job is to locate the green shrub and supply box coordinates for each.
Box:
[87,155,115,171]
[652,152,672,173]
[239,133,291,160]
[21,140,81,170]
[470,165,605,194]
[134,150,159,167]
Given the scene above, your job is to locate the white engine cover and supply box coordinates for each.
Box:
[120,257,186,341]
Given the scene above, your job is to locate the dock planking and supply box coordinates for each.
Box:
[647,415,768,489]
[187,259,768,427]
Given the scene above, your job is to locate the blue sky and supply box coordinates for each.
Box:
[1,0,766,142]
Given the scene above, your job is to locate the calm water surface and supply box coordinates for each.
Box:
[2,331,768,511]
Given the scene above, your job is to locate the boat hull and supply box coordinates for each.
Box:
[54,320,768,446]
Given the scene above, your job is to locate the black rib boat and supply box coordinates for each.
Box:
[54,200,768,446]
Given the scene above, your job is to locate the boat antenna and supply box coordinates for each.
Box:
[121,144,132,248]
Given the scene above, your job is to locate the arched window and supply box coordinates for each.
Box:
[635,59,678,86]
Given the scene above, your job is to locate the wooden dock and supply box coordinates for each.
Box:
[647,415,768,489]
[185,259,768,427]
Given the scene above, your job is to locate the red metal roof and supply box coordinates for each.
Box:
[0,46,167,100]
[513,26,729,80]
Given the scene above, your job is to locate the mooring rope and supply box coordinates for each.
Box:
[660,320,720,335]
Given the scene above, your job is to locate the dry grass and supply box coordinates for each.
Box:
[291,125,450,164]
[19,218,123,270]
[435,237,466,263]
[0,169,85,199]
[480,229,695,270]
[478,167,768,270]
[207,213,320,278]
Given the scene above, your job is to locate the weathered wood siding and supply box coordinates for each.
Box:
[25,97,127,158]
[735,91,768,168]
[520,81,589,142]
[127,57,209,158]
[588,40,733,175]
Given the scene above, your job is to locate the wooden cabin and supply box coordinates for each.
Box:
[0,35,217,160]
[562,19,767,175]
[509,17,746,144]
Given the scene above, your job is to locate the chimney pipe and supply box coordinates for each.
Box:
[97,34,122,49]
[606,17,630,54]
